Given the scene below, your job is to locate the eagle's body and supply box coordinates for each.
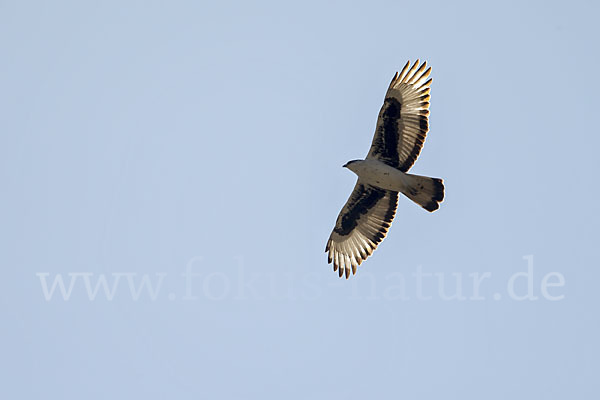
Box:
[344,159,410,192]
[326,60,444,278]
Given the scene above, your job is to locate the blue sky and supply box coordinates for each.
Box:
[1,1,599,398]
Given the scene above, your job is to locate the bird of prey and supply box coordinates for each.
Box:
[326,60,444,279]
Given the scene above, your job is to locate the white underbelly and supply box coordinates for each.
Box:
[355,160,408,192]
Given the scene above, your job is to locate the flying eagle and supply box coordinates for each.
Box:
[326,60,444,278]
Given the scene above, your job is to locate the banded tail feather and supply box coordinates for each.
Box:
[401,173,444,212]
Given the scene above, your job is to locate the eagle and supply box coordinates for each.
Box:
[326,60,444,279]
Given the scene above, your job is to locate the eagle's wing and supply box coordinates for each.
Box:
[326,181,398,279]
[367,60,432,172]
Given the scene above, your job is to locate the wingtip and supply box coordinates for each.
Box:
[389,71,400,88]
[397,60,411,82]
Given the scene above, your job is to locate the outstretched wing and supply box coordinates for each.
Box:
[367,60,432,172]
[326,182,398,279]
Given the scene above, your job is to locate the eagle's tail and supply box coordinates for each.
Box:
[401,173,444,212]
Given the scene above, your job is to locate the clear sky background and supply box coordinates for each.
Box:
[1,1,599,398]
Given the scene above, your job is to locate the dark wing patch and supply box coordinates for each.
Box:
[334,184,385,236]
[326,182,398,279]
[369,98,401,167]
[367,60,432,172]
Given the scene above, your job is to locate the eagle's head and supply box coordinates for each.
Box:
[342,160,362,173]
